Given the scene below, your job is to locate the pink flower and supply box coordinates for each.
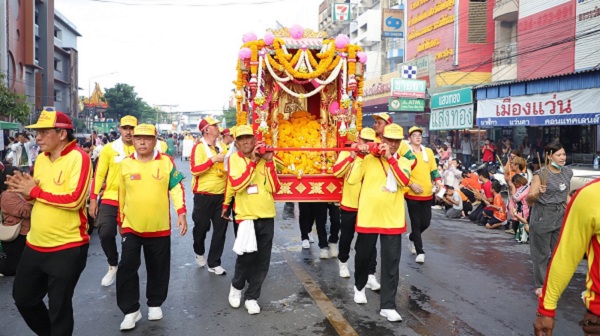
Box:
[264,32,275,45]
[239,47,252,60]
[335,34,350,49]
[242,32,257,43]
[357,51,368,64]
[329,101,340,115]
[290,24,304,39]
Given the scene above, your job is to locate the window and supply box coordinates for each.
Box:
[468,0,488,44]
[54,27,62,40]
[54,58,62,72]
[54,89,62,102]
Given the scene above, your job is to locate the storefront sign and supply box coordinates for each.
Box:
[476,88,600,127]
[389,97,425,112]
[390,78,426,98]
[430,104,474,130]
[430,87,473,109]
[382,8,405,38]
[332,3,351,21]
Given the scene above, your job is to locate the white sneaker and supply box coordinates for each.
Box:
[208,266,226,275]
[244,300,261,315]
[380,309,403,322]
[229,285,242,308]
[195,254,206,267]
[329,243,338,257]
[148,307,163,321]
[120,310,142,330]
[338,261,350,278]
[320,248,330,259]
[407,235,416,255]
[308,234,315,243]
[365,274,381,291]
[353,286,367,304]
[101,266,118,287]
[302,239,310,249]
[416,254,425,264]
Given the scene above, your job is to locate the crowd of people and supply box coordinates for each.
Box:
[0,109,595,335]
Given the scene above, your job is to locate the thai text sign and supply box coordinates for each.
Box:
[476,88,600,127]
[382,9,405,38]
[390,78,426,98]
[430,87,473,109]
[430,104,473,130]
[389,97,425,112]
[332,3,351,21]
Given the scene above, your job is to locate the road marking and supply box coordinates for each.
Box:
[280,248,359,336]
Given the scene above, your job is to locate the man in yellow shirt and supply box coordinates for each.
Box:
[89,115,137,287]
[227,125,280,315]
[190,116,229,275]
[333,127,379,291]
[372,113,415,161]
[116,124,187,331]
[348,123,413,322]
[7,109,92,336]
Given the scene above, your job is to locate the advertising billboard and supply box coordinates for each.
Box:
[575,0,600,71]
[382,8,405,38]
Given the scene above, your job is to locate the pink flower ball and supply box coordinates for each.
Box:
[239,47,252,60]
[242,32,257,43]
[335,34,350,49]
[290,24,304,39]
[357,51,368,64]
[329,101,340,115]
[264,32,275,45]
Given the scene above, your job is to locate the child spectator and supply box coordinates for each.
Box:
[506,174,530,234]
[442,186,463,219]
[480,180,507,229]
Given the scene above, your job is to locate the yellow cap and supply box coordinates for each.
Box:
[358,127,376,141]
[230,126,238,137]
[235,125,253,138]
[120,115,138,127]
[133,124,157,137]
[372,112,392,124]
[408,126,424,136]
[383,123,404,140]
[199,116,221,132]
[26,108,74,129]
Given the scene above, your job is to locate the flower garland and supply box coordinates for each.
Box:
[272,38,335,80]
[355,77,364,130]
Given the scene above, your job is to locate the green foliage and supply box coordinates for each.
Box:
[0,74,30,123]
[223,106,236,128]
[103,83,147,121]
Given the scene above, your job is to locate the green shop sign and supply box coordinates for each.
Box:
[388,97,425,112]
[430,87,473,109]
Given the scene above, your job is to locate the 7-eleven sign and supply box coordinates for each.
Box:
[332,3,351,22]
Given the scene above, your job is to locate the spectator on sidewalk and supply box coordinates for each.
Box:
[480,181,507,229]
[460,134,472,168]
[506,174,530,235]
[442,186,463,219]
[469,168,493,223]
[481,138,495,164]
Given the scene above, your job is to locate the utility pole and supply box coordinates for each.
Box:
[154,104,179,133]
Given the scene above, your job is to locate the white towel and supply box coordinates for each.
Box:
[200,138,214,159]
[224,143,237,172]
[385,153,399,193]
[409,144,429,163]
[232,220,257,255]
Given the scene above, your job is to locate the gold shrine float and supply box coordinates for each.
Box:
[234,25,367,201]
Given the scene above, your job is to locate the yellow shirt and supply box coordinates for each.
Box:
[374,137,416,160]
[118,152,186,237]
[190,141,228,194]
[538,179,600,317]
[348,154,412,234]
[405,147,441,200]
[228,152,280,220]
[27,141,92,251]
[333,151,360,211]
[91,139,135,205]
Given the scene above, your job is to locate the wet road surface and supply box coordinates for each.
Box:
[0,159,585,335]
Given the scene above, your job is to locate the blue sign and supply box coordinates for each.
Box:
[382,9,404,38]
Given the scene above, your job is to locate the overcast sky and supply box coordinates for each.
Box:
[55,0,322,113]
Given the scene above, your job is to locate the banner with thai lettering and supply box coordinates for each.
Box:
[430,104,474,130]
[476,88,600,127]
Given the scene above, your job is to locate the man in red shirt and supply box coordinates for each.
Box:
[481,138,495,163]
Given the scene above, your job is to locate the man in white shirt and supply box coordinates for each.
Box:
[460,134,472,168]
[443,187,463,219]
[11,132,33,174]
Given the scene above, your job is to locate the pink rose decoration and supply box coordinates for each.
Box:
[329,101,340,115]
[357,51,368,64]
[335,34,350,49]
[264,32,275,45]
[239,47,252,60]
[242,32,257,43]
[290,24,304,39]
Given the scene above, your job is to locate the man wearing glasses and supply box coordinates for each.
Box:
[190,117,229,275]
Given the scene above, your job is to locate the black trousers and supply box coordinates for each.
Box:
[0,234,27,276]
[338,209,376,274]
[299,202,328,248]
[117,233,171,315]
[225,197,238,237]
[327,203,341,244]
[192,193,228,268]
[406,198,433,255]
[354,233,402,310]
[97,203,119,267]
[13,244,88,336]
[462,201,473,216]
[460,187,477,203]
[231,218,274,301]
[469,203,485,222]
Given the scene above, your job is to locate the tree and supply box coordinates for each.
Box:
[103,83,147,121]
[223,106,236,128]
[0,74,30,124]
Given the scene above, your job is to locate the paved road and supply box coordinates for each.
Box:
[0,158,586,335]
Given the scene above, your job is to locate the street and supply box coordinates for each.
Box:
[0,160,586,336]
